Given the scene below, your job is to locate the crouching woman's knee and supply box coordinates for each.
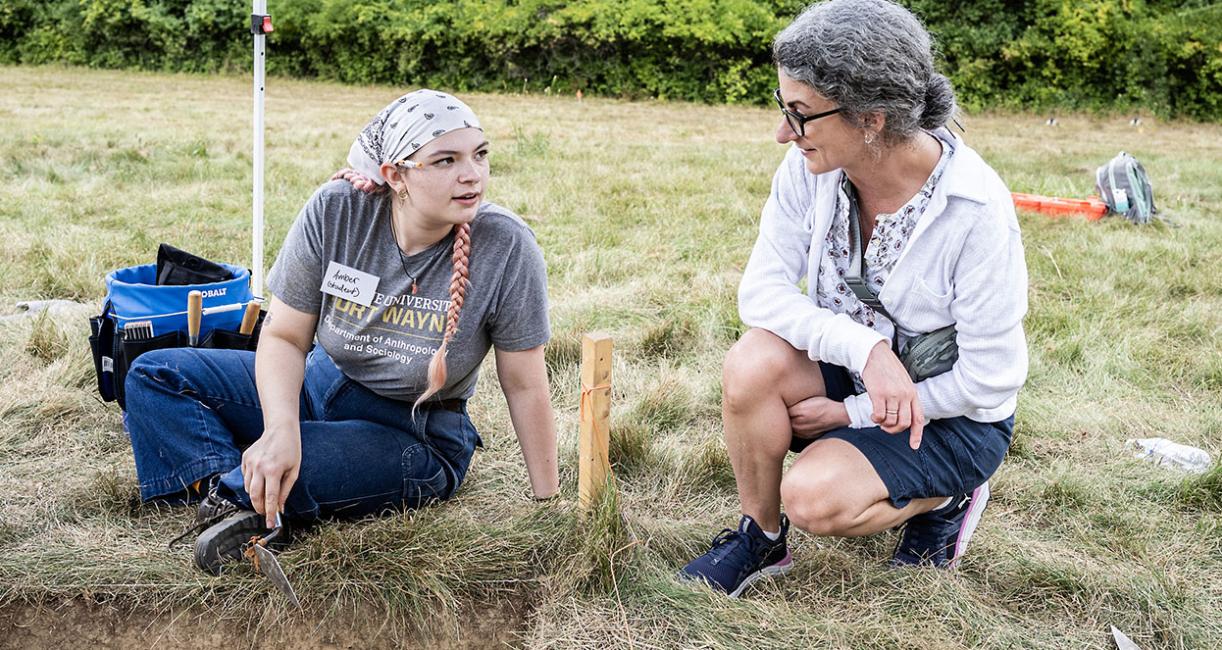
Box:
[780,470,854,536]
[722,328,798,415]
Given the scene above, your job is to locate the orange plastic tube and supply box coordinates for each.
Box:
[1011,192,1108,220]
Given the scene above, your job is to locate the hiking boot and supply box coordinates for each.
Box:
[167,476,240,548]
[678,514,793,597]
[193,509,292,575]
[196,476,238,521]
[891,481,990,568]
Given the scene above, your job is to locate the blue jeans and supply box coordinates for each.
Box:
[123,346,480,522]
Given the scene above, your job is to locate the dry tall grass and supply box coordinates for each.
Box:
[0,65,1219,649]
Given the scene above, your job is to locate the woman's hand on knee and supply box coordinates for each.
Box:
[861,341,924,449]
[240,427,302,528]
[788,396,850,438]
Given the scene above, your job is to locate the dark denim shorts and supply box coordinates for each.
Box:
[790,362,1013,508]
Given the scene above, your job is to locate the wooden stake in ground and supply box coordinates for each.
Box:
[579,333,613,510]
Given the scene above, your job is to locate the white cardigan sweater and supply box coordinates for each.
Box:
[738,129,1028,427]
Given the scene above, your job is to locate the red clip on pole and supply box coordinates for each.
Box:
[251,14,273,35]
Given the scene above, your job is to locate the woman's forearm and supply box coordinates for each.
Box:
[503,382,559,498]
[255,335,307,433]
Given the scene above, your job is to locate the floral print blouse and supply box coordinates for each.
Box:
[814,134,953,390]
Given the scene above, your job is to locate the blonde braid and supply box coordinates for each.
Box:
[414,222,471,410]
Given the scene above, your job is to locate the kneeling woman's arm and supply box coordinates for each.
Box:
[495,345,559,499]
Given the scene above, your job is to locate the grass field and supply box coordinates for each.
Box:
[0,65,1219,649]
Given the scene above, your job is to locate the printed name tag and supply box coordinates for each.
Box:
[321,261,379,307]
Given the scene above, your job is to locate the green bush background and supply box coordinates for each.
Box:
[2,0,1220,119]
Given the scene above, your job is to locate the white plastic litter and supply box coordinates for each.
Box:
[1128,438,1213,474]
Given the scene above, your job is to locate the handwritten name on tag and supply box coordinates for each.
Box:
[321,261,379,307]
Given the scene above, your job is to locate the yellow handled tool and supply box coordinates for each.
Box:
[187,290,203,346]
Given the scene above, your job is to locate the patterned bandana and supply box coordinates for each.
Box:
[346,89,482,185]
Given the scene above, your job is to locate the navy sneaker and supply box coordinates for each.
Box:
[892,481,990,568]
[679,514,793,597]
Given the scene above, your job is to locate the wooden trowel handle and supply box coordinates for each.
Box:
[239,301,261,336]
[187,290,203,346]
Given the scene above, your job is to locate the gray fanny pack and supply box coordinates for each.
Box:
[844,181,957,382]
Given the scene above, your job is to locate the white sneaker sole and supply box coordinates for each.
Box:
[949,481,990,568]
[727,552,794,598]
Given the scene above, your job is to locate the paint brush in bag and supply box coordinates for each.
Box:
[124,320,154,341]
[187,290,202,346]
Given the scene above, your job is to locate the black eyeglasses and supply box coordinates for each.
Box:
[773,88,843,137]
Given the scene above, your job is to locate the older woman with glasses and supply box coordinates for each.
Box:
[679,0,1028,596]
[124,90,559,574]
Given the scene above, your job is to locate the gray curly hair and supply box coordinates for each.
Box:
[773,0,955,145]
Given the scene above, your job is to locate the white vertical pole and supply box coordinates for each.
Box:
[252,0,267,299]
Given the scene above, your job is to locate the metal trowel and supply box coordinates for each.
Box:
[1110,626,1141,650]
[244,514,301,609]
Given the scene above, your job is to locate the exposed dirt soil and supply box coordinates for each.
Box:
[0,601,526,649]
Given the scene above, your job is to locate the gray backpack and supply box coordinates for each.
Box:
[1096,152,1157,224]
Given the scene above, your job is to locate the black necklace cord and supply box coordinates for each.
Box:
[388,212,453,295]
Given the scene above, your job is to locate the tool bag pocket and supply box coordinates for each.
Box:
[90,316,265,410]
[103,319,265,410]
[112,330,185,410]
[88,305,118,403]
[200,310,265,352]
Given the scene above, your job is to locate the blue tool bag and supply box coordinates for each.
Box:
[89,244,264,410]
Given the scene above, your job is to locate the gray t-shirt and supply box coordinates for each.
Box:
[268,180,550,402]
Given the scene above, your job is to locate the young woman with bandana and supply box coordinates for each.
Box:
[123,90,558,574]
